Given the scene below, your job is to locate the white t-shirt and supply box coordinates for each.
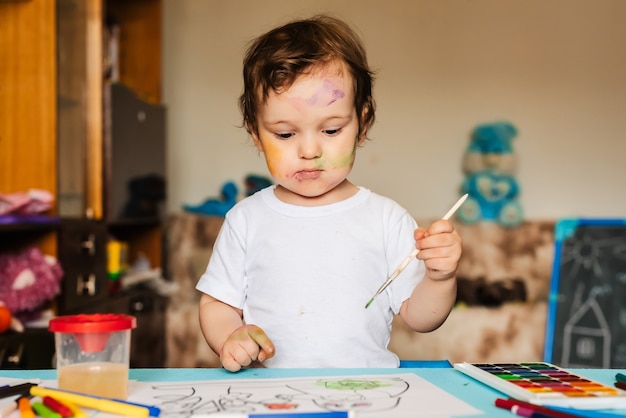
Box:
[196,186,425,367]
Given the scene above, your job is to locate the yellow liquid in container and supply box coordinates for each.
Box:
[58,362,129,399]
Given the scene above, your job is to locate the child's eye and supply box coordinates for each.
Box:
[275,132,294,140]
[323,128,342,136]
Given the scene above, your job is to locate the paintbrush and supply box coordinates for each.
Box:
[364,193,468,309]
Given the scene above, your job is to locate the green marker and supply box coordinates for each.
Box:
[32,402,62,418]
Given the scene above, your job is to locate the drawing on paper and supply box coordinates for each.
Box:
[148,376,408,417]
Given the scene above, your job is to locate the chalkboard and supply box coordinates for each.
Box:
[544,218,626,368]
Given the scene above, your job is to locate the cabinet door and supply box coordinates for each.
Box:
[57,0,162,220]
[57,0,104,219]
[105,84,166,222]
[0,0,57,196]
[0,0,58,256]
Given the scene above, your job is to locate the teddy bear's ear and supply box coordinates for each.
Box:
[492,121,518,151]
[499,121,518,141]
[470,121,518,154]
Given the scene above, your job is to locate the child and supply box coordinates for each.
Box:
[196,14,462,371]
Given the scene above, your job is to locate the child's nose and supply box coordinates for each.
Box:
[298,136,322,159]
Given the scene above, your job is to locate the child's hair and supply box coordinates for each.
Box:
[239,14,376,139]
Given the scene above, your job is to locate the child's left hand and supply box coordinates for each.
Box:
[413,219,462,281]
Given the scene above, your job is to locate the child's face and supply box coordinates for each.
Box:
[252,62,364,205]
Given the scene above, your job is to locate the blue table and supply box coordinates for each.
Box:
[0,363,624,417]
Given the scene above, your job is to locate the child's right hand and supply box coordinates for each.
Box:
[220,324,275,372]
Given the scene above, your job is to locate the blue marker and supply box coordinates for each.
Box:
[112,398,161,417]
[191,412,353,418]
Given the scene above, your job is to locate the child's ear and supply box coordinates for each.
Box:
[356,107,371,146]
[251,131,264,152]
[356,129,368,146]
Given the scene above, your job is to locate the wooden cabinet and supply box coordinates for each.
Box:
[0,0,60,369]
[1,0,165,275]
[57,0,165,269]
[0,0,166,368]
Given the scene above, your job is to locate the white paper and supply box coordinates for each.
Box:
[1,373,481,418]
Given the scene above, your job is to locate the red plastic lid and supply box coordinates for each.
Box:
[49,314,137,333]
[50,314,137,353]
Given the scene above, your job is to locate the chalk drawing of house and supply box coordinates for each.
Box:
[561,296,611,368]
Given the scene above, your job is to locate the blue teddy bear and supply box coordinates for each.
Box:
[457,121,524,227]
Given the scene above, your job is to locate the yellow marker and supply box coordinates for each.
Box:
[30,387,149,418]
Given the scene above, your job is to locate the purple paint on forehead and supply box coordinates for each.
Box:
[305,94,319,106]
[327,89,345,105]
[305,80,346,106]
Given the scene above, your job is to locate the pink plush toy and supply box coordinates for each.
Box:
[0,189,54,216]
[0,247,63,322]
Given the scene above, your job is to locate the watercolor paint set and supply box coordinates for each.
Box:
[454,362,626,409]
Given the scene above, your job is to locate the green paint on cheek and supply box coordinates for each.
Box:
[327,146,356,168]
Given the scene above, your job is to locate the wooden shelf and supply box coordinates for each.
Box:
[0,219,59,254]
[0,216,60,231]
[106,0,162,104]
[107,219,163,270]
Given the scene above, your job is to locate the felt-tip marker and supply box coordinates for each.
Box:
[30,386,155,418]
[17,396,35,418]
[511,405,555,418]
[60,401,87,418]
[191,412,354,418]
[614,381,626,391]
[0,383,38,400]
[42,396,73,418]
[31,402,61,418]
[494,398,580,418]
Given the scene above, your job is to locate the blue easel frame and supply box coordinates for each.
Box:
[544,217,626,366]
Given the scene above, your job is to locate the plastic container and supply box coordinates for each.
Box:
[49,313,136,399]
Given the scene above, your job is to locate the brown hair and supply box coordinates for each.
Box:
[239,15,376,139]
